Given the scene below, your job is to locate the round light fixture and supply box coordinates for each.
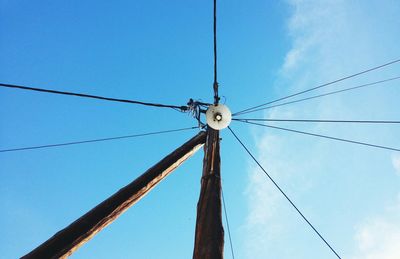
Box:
[205,104,232,130]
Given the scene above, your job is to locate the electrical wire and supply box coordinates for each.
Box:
[221,186,235,259]
[213,0,218,84]
[0,83,188,111]
[0,127,198,153]
[235,120,400,152]
[233,59,400,116]
[228,126,341,259]
[233,76,400,115]
[233,118,400,124]
[213,0,219,104]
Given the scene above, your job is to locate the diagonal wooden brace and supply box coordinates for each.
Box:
[22,131,207,259]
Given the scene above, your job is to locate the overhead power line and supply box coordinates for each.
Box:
[228,126,341,259]
[233,118,400,124]
[221,187,235,259]
[0,83,188,111]
[213,0,219,104]
[233,76,400,115]
[213,0,218,84]
[234,59,400,116]
[0,127,198,153]
[235,120,400,152]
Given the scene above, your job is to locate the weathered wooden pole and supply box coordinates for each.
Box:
[193,0,225,254]
[193,0,225,252]
[193,128,224,259]
[22,131,207,259]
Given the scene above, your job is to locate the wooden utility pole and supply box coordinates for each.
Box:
[193,128,224,259]
[22,131,207,259]
[193,0,225,253]
[193,0,225,254]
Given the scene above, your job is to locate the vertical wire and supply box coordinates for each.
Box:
[222,186,235,258]
[213,0,219,104]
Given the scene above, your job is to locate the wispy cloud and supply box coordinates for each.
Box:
[350,195,400,259]
[243,0,400,258]
[242,133,286,257]
[391,154,400,176]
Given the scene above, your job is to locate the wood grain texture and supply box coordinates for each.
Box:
[193,128,224,259]
[22,131,207,259]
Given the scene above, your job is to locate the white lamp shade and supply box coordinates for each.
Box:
[206,104,232,130]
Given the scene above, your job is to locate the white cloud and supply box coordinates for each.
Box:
[242,134,284,257]
[282,46,303,71]
[391,154,400,176]
[350,196,400,259]
[243,0,400,258]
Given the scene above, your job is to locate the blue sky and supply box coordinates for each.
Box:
[1,0,399,258]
